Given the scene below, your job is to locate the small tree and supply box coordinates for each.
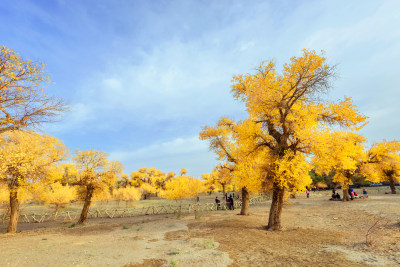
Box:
[43,182,76,212]
[0,131,68,232]
[113,186,141,207]
[71,150,123,224]
[131,167,171,198]
[162,176,205,218]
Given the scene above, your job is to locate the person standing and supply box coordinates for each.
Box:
[229,195,234,210]
[306,190,310,198]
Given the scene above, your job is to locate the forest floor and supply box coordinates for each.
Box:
[0,190,399,267]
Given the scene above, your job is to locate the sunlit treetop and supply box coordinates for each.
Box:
[363,140,400,183]
[231,49,367,158]
[0,130,69,185]
[0,46,67,133]
[313,131,367,185]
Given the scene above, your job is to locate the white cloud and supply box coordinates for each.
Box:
[110,136,217,176]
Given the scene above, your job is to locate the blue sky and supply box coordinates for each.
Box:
[1,0,399,176]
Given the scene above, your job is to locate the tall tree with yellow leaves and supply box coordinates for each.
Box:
[225,49,367,230]
[71,150,123,224]
[0,131,68,232]
[0,46,67,133]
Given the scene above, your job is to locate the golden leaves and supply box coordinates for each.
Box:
[161,176,206,200]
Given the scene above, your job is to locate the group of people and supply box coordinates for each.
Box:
[329,188,368,201]
[215,193,239,210]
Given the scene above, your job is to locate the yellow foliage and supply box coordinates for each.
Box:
[0,46,66,133]
[130,167,173,191]
[161,176,206,200]
[71,149,123,194]
[43,182,76,209]
[0,184,9,204]
[0,130,68,208]
[113,186,141,202]
[313,131,366,187]
[364,140,400,183]
[139,182,157,195]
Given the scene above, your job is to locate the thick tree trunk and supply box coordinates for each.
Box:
[222,184,226,195]
[7,189,19,233]
[267,183,285,230]
[240,187,249,215]
[77,186,94,224]
[389,177,397,194]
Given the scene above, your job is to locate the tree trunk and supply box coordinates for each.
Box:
[388,177,397,194]
[342,181,350,201]
[194,197,198,219]
[178,199,183,218]
[266,183,285,230]
[222,184,226,195]
[7,188,19,233]
[77,185,94,224]
[240,187,249,215]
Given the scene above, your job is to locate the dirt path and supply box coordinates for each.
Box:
[0,195,399,266]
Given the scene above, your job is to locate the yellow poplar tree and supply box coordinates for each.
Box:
[313,131,367,201]
[226,49,366,230]
[0,130,68,232]
[0,46,67,133]
[43,182,77,212]
[71,150,123,224]
[365,140,400,194]
[200,117,265,215]
[113,186,142,207]
[130,167,173,199]
[161,176,206,218]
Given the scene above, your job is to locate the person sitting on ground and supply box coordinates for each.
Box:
[353,192,359,198]
[335,193,341,200]
[330,193,336,200]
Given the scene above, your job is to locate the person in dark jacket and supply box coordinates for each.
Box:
[229,195,234,210]
[215,197,221,210]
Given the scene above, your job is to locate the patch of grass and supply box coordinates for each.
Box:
[170,259,178,267]
[122,225,132,230]
[195,213,203,219]
[204,237,215,249]
[168,250,180,256]
[68,223,76,228]
[136,224,143,231]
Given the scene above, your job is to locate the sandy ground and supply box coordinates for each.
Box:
[0,193,399,267]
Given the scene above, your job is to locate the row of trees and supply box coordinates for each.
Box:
[0,46,208,233]
[0,134,205,233]
[200,49,400,230]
